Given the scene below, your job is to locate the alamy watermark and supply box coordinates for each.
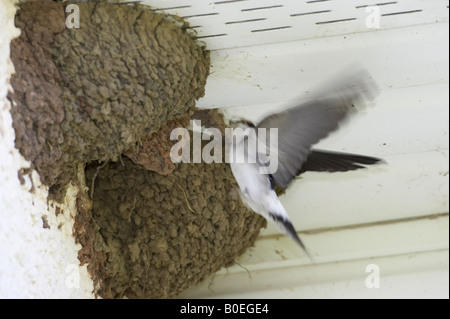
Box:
[64,4,382,30]
[170,120,279,175]
[365,263,380,288]
[365,6,381,29]
[65,4,80,29]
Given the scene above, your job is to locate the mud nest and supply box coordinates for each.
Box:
[9,0,209,193]
[8,1,266,298]
[79,152,266,298]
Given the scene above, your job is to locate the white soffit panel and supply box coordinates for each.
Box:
[142,0,449,50]
[140,0,448,298]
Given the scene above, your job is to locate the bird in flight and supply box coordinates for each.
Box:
[228,69,384,258]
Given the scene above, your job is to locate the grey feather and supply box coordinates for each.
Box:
[256,71,379,188]
[300,149,384,174]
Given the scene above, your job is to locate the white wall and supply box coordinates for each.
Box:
[0,0,93,298]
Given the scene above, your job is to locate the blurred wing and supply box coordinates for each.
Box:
[257,71,378,188]
[299,149,383,174]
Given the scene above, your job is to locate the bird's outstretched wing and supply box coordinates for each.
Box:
[257,70,378,188]
[299,149,383,174]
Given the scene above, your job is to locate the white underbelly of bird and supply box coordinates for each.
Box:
[230,159,310,255]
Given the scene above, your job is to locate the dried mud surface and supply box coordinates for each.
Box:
[80,154,266,298]
[124,114,191,175]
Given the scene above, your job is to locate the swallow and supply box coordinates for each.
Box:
[228,69,384,258]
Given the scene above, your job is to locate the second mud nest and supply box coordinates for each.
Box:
[79,154,266,298]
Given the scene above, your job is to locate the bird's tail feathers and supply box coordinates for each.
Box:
[267,211,314,261]
[300,149,384,174]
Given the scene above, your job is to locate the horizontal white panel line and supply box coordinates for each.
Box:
[355,2,398,9]
[303,212,449,236]
[241,5,284,12]
[258,212,449,240]
[225,18,267,24]
[307,0,333,3]
[196,33,227,39]
[206,21,449,51]
[151,5,191,11]
[316,17,357,24]
[290,10,331,17]
[228,248,450,273]
[382,9,423,16]
[251,26,292,32]
[214,0,248,4]
[182,12,219,18]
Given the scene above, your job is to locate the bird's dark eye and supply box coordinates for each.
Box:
[268,174,275,190]
[245,121,256,128]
